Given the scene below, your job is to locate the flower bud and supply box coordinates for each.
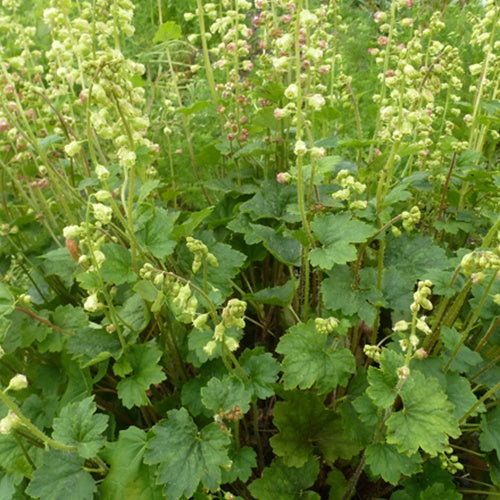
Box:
[6,374,28,392]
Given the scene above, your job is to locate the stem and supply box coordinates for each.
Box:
[195,0,219,106]
[0,390,76,452]
[459,381,500,424]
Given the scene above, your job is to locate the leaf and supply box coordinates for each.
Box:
[479,406,500,460]
[66,325,122,367]
[144,408,231,499]
[52,396,108,459]
[116,294,151,340]
[0,283,14,317]
[386,371,460,456]
[248,457,320,500]
[365,443,421,485]
[116,341,166,409]
[178,100,211,115]
[100,243,136,285]
[248,280,295,307]
[270,391,360,467]
[153,21,181,43]
[239,347,280,400]
[366,349,404,408]
[26,450,96,500]
[391,460,460,500]
[191,241,247,305]
[135,208,178,259]
[221,446,257,484]
[239,180,297,220]
[444,372,484,420]
[201,375,252,414]
[310,213,376,269]
[441,326,482,373]
[100,427,163,500]
[276,320,356,394]
[40,247,78,287]
[321,266,386,324]
[384,234,451,285]
[250,223,301,266]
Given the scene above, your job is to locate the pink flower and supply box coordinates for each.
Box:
[276,172,292,184]
[377,36,389,47]
[374,11,387,23]
[406,0,413,7]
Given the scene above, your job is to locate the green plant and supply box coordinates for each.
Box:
[0,0,498,498]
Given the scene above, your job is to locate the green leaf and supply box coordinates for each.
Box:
[384,234,451,285]
[310,213,376,269]
[479,406,500,460]
[248,457,320,500]
[276,320,356,394]
[171,207,213,240]
[116,341,166,409]
[365,443,421,485]
[321,266,385,324]
[391,460,460,500]
[326,468,348,500]
[153,21,181,43]
[133,280,160,303]
[239,180,296,220]
[66,325,122,367]
[0,283,14,317]
[441,326,482,373]
[248,280,295,307]
[40,247,78,287]
[201,375,252,414]
[444,372,484,420]
[270,391,360,467]
[116,294,151,340]
[191,241,246,305]
[366,349,404,408]
[386,371,460,456]
[239,347,280,400]
[135,208,178,259]
[100,427,163,500]
[221,446,257,484]
[52,396,108,459]
[144,408,231,499]
[100,243,136,285]
[0,433,32,476]
[178,100,211,115]
[26,450,96,500]
[250,223,301,266]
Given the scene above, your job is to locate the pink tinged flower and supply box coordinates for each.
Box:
[374,11,387,23]
[227,133,235,141]
[240,116,248,124]
[406,0,413,7]
[0,118,10,132]
[252,16,260,28]
[226,42,236,54]
[79,90,87,103]
[397,366,410,381]
[377,36,389,47]
[217,105,225,113]
[276,172,292,184]
[175,148,183,155]
[367,47,378,55]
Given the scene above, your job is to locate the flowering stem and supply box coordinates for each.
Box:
[459,381,500,425]
[195,0,219,107]
[0,390,76,452]
[443,271,496,372]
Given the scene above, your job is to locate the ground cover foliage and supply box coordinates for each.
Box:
[0,0,498,497]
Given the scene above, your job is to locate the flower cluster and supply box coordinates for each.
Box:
[331,169,367,210]
[186,237,219,274]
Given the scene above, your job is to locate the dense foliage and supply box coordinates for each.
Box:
[0,0,499,498]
